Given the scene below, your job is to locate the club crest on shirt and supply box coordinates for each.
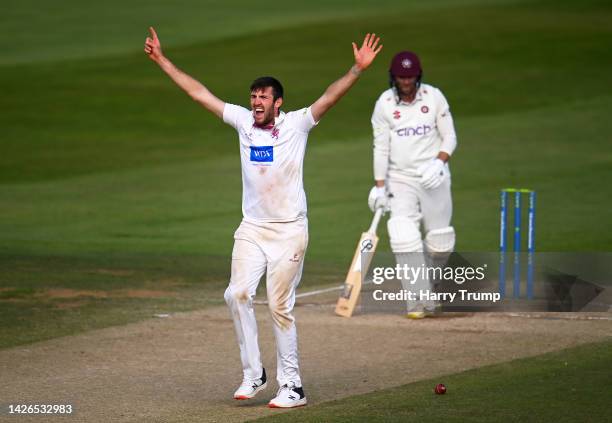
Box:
[421,105,429,113]
[250,146,274,162]
[289,253,301,263]
[393,110,401,120]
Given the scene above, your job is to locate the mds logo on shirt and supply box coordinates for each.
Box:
[250,146,274,162]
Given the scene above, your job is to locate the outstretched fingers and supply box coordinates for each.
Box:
[370,35,380,51]
[362,33,371,48]
[353,32,383,70]
[358,33,382,54]
[367,33,376,48]
[366,34,382,57]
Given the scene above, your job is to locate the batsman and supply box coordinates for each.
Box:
[368,51,458,318]
[145,28,382,408]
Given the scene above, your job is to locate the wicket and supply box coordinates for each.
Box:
[499,188,536,299]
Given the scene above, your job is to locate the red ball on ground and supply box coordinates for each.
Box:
[435,383,447,394]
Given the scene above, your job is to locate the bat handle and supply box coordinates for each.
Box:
[368,207,384,234]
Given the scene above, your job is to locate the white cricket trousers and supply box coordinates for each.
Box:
[224,217,308,388]
[387,170,453,232]
[388,171,453,312]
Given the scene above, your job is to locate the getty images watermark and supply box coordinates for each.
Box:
[370,263,502,303]
[361,252,611,313]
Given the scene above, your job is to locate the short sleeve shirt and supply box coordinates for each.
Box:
[223,104,318,222]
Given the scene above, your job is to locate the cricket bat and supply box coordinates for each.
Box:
[335,207,384,317]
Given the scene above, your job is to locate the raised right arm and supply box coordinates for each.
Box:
[145,27,225,119]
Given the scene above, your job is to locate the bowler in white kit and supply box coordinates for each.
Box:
[145,28,382,408]
[368,51,458,319]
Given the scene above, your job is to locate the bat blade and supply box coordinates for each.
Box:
[334,231,379,317]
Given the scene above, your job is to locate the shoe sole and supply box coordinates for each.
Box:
[234,382,267,400]
[268,399,307,408]
[406,310,441,320]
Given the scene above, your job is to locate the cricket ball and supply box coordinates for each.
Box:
[434,383,447,395]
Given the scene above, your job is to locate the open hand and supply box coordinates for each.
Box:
[352,33,383,71]
[144,27,163,62]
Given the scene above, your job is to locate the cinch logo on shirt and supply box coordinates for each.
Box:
[396,125,432,137]
[250,146,274,162]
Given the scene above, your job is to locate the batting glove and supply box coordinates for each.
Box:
[368,186,389,212]
[416,159,446,190]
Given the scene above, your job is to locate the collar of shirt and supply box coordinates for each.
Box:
[398,87,424,106]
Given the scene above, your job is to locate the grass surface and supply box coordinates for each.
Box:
[1,0,612,347]
[3,0,502,65]
[254,339,612,422]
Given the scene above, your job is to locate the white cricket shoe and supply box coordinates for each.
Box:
[268,382,307,408]
[233,368,267,400]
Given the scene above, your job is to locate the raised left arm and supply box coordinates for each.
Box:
[310,33,383,122]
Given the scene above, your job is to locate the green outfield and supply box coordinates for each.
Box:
[254,339,612,422]
[1,0,611,370]
[1,0,611,420]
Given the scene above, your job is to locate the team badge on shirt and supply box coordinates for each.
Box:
[289,253,301,263]
[250,146,274,162]
[421,105,429,113]
[393,110,401,120]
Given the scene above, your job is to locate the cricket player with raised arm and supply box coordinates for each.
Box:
[368,51,457,319]
[144,28,382,408]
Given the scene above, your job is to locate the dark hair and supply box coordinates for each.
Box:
[250,76,284,101]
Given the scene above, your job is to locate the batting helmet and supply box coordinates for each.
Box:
[389,51,422,77]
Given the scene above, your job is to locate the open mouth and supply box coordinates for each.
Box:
[254,108,265,119]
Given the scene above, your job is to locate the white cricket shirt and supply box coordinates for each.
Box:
[223,104,318,223]
[372,84,457,181]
